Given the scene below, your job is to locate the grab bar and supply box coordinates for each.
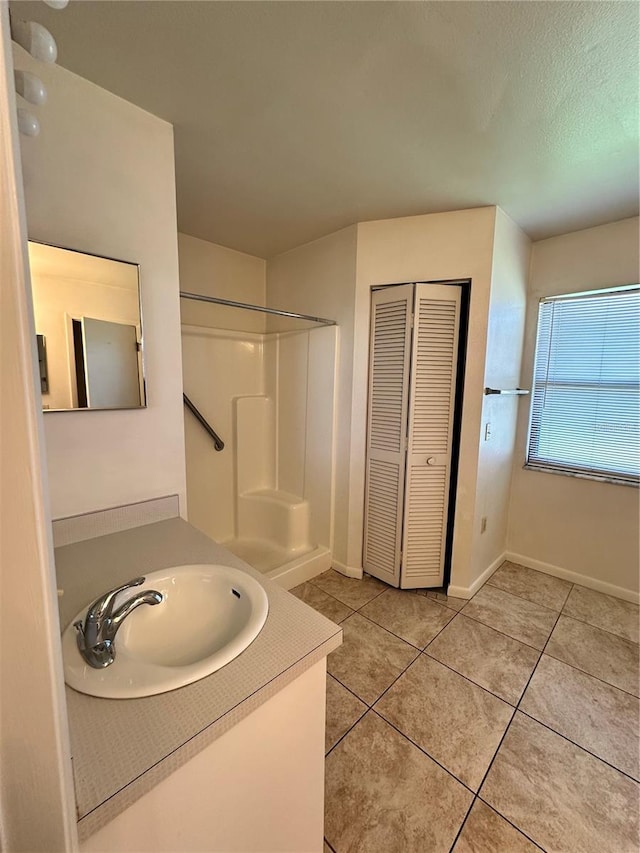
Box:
[183,394,224,451]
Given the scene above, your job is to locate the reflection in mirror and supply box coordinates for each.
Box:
[28,242,146,411]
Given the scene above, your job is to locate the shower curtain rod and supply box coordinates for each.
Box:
[180,291,336,326]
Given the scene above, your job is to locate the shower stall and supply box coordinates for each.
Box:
[180,292,338,589]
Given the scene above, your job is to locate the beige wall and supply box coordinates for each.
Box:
[508,217,640,599]
[17,56,186,520]
[266,208,531,592]
[353,208,498,589]
[179,232,266,333]
[0,8,77,847]
[468,209,529,591]
[266,226,358,569]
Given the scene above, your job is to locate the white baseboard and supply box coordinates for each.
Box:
[332,559,363,580]
[506,551,640,605]
[447,552,506,600]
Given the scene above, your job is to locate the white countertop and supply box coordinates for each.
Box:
[55,517,342,839]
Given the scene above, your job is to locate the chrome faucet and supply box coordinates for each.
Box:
[74,576,163,669]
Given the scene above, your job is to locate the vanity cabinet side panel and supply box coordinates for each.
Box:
[80,659,327,853]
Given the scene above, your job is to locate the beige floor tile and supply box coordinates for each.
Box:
[424,589,468,612]
[453,799,539,852]
[327,612,419,705]
[375,655,513,790]
[462,586,558,650]
[311,569,387,609]
[546,616,639,697]
[359,589,455,648]
[291,582,354,624]
[325,712,472,853]
[520,654,640,780]
[325,675,367,754]
[487,561,571,611]
[426,614,540,705]
[481,713,640,853]
[563,585,639,644]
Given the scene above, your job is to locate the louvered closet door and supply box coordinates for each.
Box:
[401,283,461,589]
[363,285,413,586]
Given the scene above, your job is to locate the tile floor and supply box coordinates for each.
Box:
[292,561,640,853]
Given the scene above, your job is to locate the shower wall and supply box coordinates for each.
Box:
[179,233,337,582]
[265,327,337,550]
[182,327,264,544]
[181,324,337,571]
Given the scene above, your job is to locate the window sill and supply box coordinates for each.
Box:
[523,464,639,488]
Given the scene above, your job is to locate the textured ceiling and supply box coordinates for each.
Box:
[11,1,639,258]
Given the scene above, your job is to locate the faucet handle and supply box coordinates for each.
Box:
[85,576,146,624]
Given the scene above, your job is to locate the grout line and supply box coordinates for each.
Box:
[434,607,546,650]
[422,645,538,708]
[327,610,460,725]
[370,708,479,796]
[366,622,454,708]
[474,797,546,851]
[486,573,638,644]
[470,704,519,799]
[557,584,573,611]
[456,608,548,652]
[323,570,638,850]
[541,647,640,699]
[472,581,565,616]
[516,708,640,785]
[554,610,640,646]
[356,585,391,608]
[353,607,448,652]
[328,636,420,714]
[326,672,368,708]
[470,601,563,800]
[422,608,462,649]
[326,702,480,813]
[468,599,570,801]
[327,593,537,761]
[514,600,565,710]
[485,578,569,613]
[324,705,367,759]
[447,794,476,853]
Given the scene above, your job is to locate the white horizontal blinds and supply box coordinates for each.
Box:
[528,287,640,483]
[363,285,413,586]
[402,284,461,588]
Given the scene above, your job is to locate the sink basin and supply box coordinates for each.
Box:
[62,564,269,699]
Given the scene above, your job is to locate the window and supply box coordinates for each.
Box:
[527,286,640,485]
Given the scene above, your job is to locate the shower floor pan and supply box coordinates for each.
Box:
[223,539,331,590]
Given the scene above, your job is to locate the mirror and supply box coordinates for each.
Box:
[28,242,146,411]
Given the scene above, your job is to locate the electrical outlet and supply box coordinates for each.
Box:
[481,516,487,533]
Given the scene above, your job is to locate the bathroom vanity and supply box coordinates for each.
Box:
[54,509,341,852]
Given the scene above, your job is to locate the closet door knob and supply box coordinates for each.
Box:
[426,456,436,466]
